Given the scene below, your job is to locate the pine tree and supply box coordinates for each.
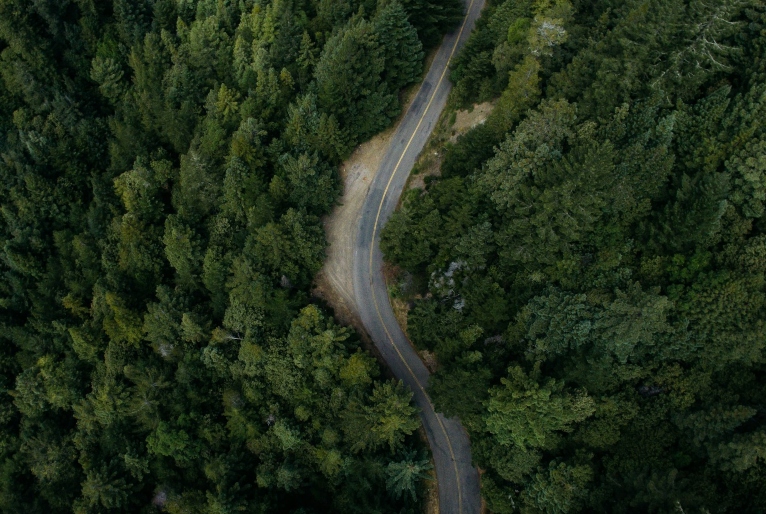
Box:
[395,0,464,48]
[374,1,424,91]
[385,450,432,500]
[314,18,397,143]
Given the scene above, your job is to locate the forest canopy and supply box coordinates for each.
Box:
[0,0,462,512]
[381,0,766,512]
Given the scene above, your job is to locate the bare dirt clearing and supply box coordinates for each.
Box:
[450,101,493,140]
[312,129,393,329]
[406,101,494,191]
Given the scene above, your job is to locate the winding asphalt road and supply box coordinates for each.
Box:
[352,1,485,512]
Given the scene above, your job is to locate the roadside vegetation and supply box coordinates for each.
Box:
[381,0,766,511]
[0,0,463,511]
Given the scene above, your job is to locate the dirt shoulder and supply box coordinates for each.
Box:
[451,101,494,138]
[313,129,393,330]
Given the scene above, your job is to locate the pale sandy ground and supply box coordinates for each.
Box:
[407,101,494,191]
[313,128,394,329]
[451,101,493,138]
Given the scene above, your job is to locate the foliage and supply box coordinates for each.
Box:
[0,0,456,511]
[382,0,766,511]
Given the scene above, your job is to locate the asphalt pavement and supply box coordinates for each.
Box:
[351,1,486,512]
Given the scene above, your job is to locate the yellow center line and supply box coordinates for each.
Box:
[366,2,477,512]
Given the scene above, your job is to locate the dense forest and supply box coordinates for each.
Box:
[0,0,464,512]
[382,0,766,512]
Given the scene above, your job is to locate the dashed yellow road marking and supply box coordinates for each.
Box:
[366,2,478,512]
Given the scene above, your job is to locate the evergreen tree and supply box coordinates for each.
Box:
[374,1,424,91]
[380,1,766,510]
[314,17,397,144]
[0,0,455,510]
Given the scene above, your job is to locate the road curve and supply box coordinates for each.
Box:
[352,1,485,513]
